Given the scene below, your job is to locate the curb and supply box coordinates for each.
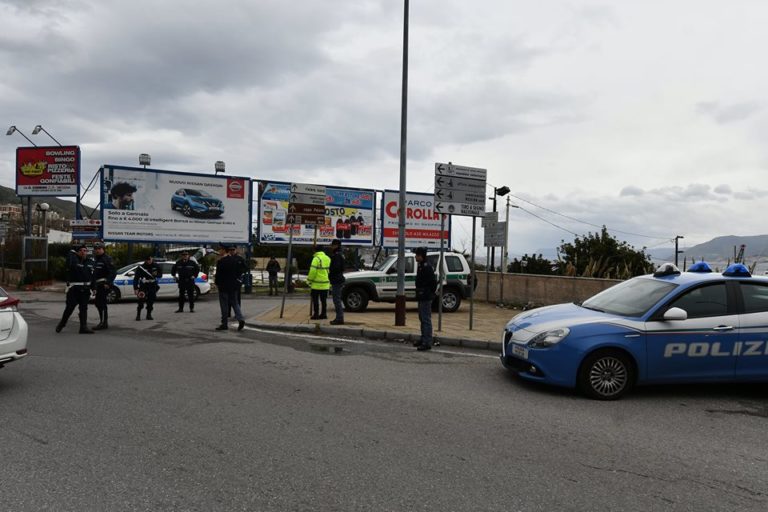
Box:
[248,321,502,353]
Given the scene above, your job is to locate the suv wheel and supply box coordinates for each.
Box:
[344,287,369,312]
[182,204,192,217]
[440,288,461,313]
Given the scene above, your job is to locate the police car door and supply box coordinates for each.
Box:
[645,282,738,381]
[734,281,768,380]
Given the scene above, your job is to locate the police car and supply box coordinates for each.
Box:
[500,262,768,400]
[0,288,28,370]
[108,259,211,303]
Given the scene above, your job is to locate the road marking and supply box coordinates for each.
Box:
[243,326,498,359]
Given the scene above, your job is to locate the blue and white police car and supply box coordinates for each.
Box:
[500,262,768,400]
[108,260,211,303]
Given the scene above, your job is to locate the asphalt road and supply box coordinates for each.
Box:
[1,293,767,511]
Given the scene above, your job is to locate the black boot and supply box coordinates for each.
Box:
[136,306,142,321]
[79,311,94,334]
[175,303,183,313]
[146,307,153,320]
[189,303,194,312]
[55,317,67,333]
[94,310,108,330]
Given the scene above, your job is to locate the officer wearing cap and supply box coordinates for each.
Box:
[134,254,162,321]
[214,243,247,331]
[91,242,116,330]
[56,244,95,334]
[328,239,345,325]
[414,247,437,351]
[171,250,199,312]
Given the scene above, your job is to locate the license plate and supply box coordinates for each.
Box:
[512,344,528,359]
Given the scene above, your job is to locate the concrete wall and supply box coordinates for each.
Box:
[475,272,621,307]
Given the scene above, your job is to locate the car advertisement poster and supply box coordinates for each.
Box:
[100,165,252,244]
[258,181,375,246]
[381,190,450,249]
[16,145,80,197]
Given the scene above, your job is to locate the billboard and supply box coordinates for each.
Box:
[100,165,252,244]
[381,190,450,249]
[16,145,80,197]
[258,181,375,246]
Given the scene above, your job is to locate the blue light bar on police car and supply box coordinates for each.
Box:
[722,263,751,277]
[687,261,713,273]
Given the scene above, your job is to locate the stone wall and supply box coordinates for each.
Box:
[475,272,621,307]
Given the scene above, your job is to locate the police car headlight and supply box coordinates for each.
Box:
[527,328,570,348]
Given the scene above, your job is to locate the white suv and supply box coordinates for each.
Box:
[341,251,474,313]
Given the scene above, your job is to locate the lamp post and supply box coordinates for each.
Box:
[674,235,684,267]
[31,125,62,146]
[6,126,36,146]
[395,0,409,326]
[35,203,50,237]
[489,185,510,271]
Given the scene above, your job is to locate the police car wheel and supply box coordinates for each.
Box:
[578,350,635,400]
[106,286,121,304]
[344,288,369,312]
[194,286,201,299]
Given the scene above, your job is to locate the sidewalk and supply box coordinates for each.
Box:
[251,300,515,352]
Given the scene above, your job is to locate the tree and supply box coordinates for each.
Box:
[507,253,556,275]
[556,227,654,279]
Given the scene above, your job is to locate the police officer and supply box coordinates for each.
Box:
[171,250,199,312]
[91,242,116,330]
[414,247,437,351]
[56,244,95,334]
[134,254,162,320]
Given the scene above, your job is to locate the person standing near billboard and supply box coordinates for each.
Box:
[214,244,247,331]
[134,255,162,320]
[307,244,331,320]
[171,250,199,312]
[91,242,116,330]
[56,244,95,334]
[266,255,281,296]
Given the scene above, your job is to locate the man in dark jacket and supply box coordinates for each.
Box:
[91,242,116,330]
[414,247,437,351]
[171,250,200,312]
[266,255,280,296]
[215,244,247,331]
[134,255,162,321]
[56,244,95,334]
[328,239,345,325]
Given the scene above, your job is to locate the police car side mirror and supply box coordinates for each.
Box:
[663,307,687,321]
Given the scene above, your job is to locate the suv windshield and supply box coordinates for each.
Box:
[581,277,677,317]
[375,255,397,271]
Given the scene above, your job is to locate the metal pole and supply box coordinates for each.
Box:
[485,246,490,302]
[280,224,294,319]
[438,214,445,331]
[470,217,476,330]
[500,196,510,305]
[490,190,497,270]
[395,0,409,326]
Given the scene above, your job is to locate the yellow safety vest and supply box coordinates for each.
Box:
[307,251,331,291]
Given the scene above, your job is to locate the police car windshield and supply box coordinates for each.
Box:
[375,255,397,271]
[581,278,678,317]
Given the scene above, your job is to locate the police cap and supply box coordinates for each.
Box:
[93,242,104,249]
[414,247,428,257]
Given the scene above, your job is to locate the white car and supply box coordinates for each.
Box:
[108,259,211,303]
[0,288,29,369]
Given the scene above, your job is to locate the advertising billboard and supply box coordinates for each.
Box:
[100,165,252,244]
[16,145,80,197]
[381,190,450,249]
[258,181,375,246]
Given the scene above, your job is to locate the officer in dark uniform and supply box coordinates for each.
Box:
[56,244,95,334]
[91,242,116,330]
[133,254,162,320]
[171,250,200,312]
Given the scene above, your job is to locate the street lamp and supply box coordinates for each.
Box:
[35,202,50,237]
[31,125,62,146]
[489,185,510,270]
[214,161,225,175]
[139,153,151,168]
[6,125,36,146]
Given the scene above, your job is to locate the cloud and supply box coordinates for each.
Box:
[619,185,643,197]
[696,100,762,124]
[713,184,732,195]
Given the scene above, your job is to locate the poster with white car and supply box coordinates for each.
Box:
[100,165,252,244]
[381,190,450,249]
[258,181,375,246]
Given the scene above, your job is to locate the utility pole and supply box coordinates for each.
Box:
[674,235,684,267]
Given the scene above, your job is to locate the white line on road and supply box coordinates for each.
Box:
[244,326,499,359]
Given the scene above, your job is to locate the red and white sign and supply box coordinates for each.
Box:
[227,178,246,199]
[381,190,450,249]
[16,146,80,197]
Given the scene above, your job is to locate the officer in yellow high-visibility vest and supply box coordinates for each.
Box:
[307,245,331,319]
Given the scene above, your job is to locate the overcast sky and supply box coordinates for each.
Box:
[3,0,768,258]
